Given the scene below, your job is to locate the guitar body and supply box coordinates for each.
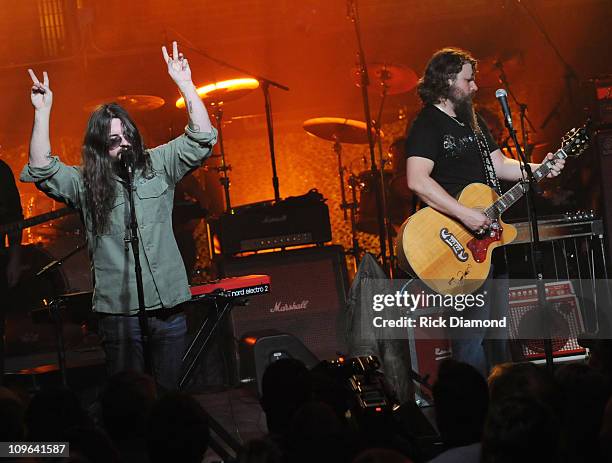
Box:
[397,183,517,295]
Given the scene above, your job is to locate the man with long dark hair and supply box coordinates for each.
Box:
[21,42,217,390]
[404,48,564,375]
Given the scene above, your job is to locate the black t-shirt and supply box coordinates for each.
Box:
[405,105,499,197]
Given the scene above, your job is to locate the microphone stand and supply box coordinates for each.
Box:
[32,242,87,386]
[496,60,537,161]
[347,0,389,275]
[373,76,396,276]
[503,120,555,370]
[123,153,155,377]
[35,243,87,278]
[168,30,289,202]
[515,0,579,130]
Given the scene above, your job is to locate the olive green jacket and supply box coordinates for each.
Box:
[20,126,217,314]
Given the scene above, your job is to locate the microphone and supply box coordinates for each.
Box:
[495,88,513,130]
[119,146,134,170]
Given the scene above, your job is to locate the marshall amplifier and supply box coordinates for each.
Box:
[209,189,332,255]
[219,245,349,365]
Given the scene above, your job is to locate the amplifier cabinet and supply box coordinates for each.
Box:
[220,245,349,364]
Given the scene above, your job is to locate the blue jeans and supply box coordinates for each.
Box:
[98,310,187,391]
[449,260,511,377]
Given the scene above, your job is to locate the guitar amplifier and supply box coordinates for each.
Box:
[507,281,586,361]
[209,189,332,255]
[593,77,612,125]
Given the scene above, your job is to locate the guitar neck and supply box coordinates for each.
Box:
[0,208,77,235]
[485,148,567,219]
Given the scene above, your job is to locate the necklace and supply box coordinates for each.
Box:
[434,104,465,127]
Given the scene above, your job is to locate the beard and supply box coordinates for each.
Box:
[448,85,479,132]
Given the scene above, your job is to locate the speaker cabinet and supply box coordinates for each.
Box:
[219,245,349,367]
[596,128,612,270]
[507,281,586,361]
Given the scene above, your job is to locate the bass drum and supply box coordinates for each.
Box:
[356,170,412,234]
[4,243,92,357]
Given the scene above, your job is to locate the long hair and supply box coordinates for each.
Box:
[417,47,477,105]
[81,103,152,235]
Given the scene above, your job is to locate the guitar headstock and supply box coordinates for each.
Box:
[561,123,590,157]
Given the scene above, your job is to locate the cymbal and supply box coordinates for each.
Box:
[477,52,523,88]
[352,63,418,95]
[303,117,383,144]
[176,78,259,108]
[83,95,165,113]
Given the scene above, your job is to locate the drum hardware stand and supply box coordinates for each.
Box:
[345,174,365,266]
[210,103,233,213]
[347,0,390,275]
[334,139,350,222]
[30,242,87,387]
[48,297,69,387]
[332,139,364,267]
[372,68,398,276]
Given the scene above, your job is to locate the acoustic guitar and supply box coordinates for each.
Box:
[396,124,590,295]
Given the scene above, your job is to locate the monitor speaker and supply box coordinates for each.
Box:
[238,330,319,395]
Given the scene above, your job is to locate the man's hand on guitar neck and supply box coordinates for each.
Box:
[541,152,565,178]
[492,150,565,182]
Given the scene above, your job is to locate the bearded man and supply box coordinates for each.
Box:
[404,48,564,375]
[21,42,217,390]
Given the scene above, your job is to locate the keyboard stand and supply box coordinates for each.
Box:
[179,293,244,390]
[178,293,246,461]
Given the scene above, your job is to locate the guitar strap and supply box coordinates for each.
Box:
[473,121,510,273]
[473,121,502,195]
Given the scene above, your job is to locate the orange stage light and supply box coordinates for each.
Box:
[175,78,259,108]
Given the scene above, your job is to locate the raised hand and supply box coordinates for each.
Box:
[28,69,53,111]
[162,41,192,88]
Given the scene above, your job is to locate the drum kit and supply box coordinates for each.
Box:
[303,63,418,263]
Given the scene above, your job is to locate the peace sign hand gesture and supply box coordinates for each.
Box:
[162,41,192,90]
[28,69,53,112]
